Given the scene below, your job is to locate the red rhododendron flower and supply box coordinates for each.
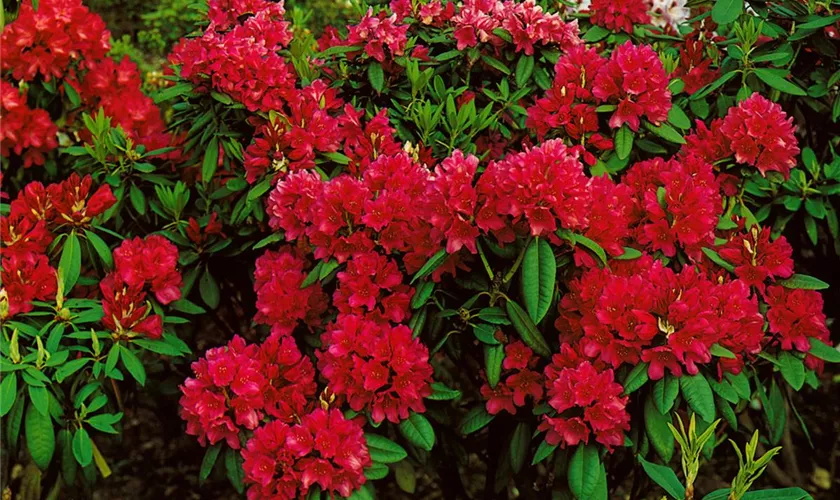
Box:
[0,252,57,319]
[169,0,294,112]
[673,38,720,94]
[78,57,172,152]
[242,408,371,499]
[719,226,794,290]
[333,252,413,323]
[558,260,765,379]
[765,286,830,355]
[318,314,433,423]
[346,9,409,62]
[1,81,59,167]
[680,118,731,165]
[540,360,629,449]
[481,341,544,415]
[476,139,590,241]
[113,235,182,304]
[719,93,799,178]
[452,0,580,54]
[253,248,329,337]
[592,42,672,131]
[422,150,481,254]
[624,156,720,258]
[47,173,117,227]
[589,0,651,34]
[1,212,53,258]
[0,0,110,82]
[99,273,163,339]
[180,335,316,449]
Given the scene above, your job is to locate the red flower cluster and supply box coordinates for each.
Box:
[624,156,720,258]
[77,57,172,153]
[452,0,581,55]
[719,226,794,290]
[593,42,672,131]
[346,9,410,62]
[1,175,116,258]
[48,173,118,228]
[0,0,109,82]
[180,335,317,448]
[253,248,328,338]
[765,286,830,368]
[170,0,295,112]
[0,81,58,167]
[267,152,437,268]
[334,253,414,324]
[588,0,651,34]
[422,150,481,254]
[526,46,613,160]
[241,408,371,499]
[558,259,766,379]
[481,341,544,415]
[682,94,799,179]
[113,235,182,305]
[476,139,590,241]
[99,274,163,339]
[719,93,800,178]
[318,314,433,423]
[539,359,630,449]
[672,38,720,95]
[391,0,455,26]
[186,213,225,245]
[0,252,56,320]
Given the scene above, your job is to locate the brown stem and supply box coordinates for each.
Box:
[110,378,124,413]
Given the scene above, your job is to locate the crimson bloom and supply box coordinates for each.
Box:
[47,173,117,228]
[113,235,182,304]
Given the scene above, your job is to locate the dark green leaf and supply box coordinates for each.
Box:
[754,69,807,96]
[399,412,435,451]
[411,249,447,284]
[644,393,674,462]
[368,63,385,93]
[25,403,55,470]
[224,447,244,493]
[680,375,716,422]
[484,344,504,388]
[639,456,686,499]
[365,434,407,463]
[458,407,494,435]
[202,137,219,183]
[616,125,634,160]
[777,351,805,391]
[120,347,146,386]
[199,268,220,309]
[777,274,829,290]
[505,300,551,357]
[653,375,680,414]
[509,422,530,474]
[532,439,557,465]
[72,427,93,467]
[59,232,82,291]
[807,338,840,363]
[623,362,649,394]
[568,444,601,499]
[521,238,556,323]
[200,443,222,484]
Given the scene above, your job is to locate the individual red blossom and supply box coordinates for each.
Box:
[539,360,629,450]
[680,118,731,165]
[481,341,543,415]
[579,176,634,266]
[1,81,59,167]
[592,42,672,131]
[318,314,433,423]
[346,9,409,62]
[719,226,794,290]
[451,0,503,50]
[8,181,53,223]
[719,93,799,178]
[99,273,163,339]
[242,408,371,500]
[179,335,316,449]
[588,0,651,34]
[47,173,117,227]
[0,252,57,320]
[421,150,480,254]
[0,0,110,82]
[765,286,830,356]
[253,248,329,337]
[186,213,226,245]
[1,212,53,258]
[334,252,413,323]
[673,38,720,94]
[113,235,182,304]
[476,139,590,242]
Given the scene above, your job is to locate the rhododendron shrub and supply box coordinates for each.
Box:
[3,0,839,498]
